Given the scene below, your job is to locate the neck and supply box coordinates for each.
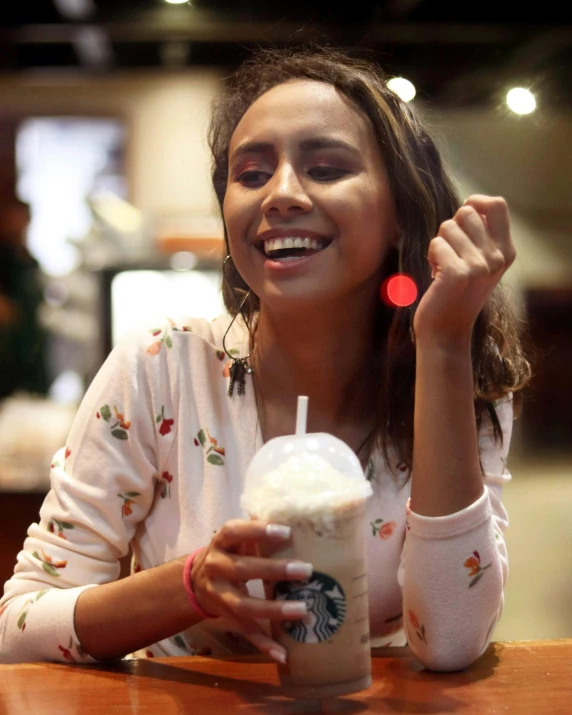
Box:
[251,288,385,446]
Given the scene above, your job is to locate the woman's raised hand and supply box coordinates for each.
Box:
[188,519,313,663]
[413,195,516,348]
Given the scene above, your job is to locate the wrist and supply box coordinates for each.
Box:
[183,548,218,620]
[415,332,473,357]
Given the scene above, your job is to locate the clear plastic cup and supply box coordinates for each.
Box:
[242,422,373,699]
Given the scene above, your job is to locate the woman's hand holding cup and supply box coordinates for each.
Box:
[188,519,313,663]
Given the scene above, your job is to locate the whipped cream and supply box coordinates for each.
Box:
[241,451,372,523]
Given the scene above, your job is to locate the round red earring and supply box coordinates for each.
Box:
[380,273,418,308]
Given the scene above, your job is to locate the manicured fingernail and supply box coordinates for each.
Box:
[269,648,287,664]
[282,601,307,617]
[266,524,291,539]
[285,562,313,578]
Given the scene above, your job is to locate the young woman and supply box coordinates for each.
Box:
[0,48,530,671]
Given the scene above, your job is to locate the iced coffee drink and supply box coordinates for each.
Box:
[242,413,373,699]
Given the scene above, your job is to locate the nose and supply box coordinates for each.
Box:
[260,163,313,217]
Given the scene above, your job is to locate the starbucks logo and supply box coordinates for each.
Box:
[274,571,347,644]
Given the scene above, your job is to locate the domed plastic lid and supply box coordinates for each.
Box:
[241,397,372,520]
[245,431,367,489]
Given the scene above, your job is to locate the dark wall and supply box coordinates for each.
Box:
[520,289,572,453]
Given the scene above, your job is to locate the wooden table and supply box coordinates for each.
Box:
[1,640,569,714]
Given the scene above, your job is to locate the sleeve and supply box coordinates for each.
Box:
[0,316,178,664]
[397,395,513,672]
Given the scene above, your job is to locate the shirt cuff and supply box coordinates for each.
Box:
[407,490,491,540]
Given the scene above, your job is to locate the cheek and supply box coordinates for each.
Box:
[223,191,249,244]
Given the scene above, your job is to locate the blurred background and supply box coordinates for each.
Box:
[0,1,570,642]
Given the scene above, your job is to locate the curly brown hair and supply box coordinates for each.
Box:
[208,46,531,471]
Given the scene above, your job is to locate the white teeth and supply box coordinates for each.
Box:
[261,236,329,258]
[263,237,324,253]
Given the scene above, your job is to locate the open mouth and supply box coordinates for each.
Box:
[256,236,332,261]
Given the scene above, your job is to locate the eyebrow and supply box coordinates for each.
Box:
[229,136,361,164]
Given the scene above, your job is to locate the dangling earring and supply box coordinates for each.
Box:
[222,255,254,397]
[379,244,417,345]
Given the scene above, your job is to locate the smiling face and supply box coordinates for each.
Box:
[223,79,398,312]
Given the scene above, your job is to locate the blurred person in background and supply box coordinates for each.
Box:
[0,197,48,399]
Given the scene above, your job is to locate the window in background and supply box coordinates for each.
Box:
[111,268,226,346]
[16,117,127,276]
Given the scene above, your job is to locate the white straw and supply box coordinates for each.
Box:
[295,396,309,436]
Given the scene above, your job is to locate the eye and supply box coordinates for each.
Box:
[307,166,351,181]
[235,170,270,187]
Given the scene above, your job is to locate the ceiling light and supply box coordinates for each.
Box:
[164,0,189,4]
[506,87,536,115]
[387,77,416,103]
[53,0,95,20]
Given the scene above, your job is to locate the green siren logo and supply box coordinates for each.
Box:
[274,571,347,643]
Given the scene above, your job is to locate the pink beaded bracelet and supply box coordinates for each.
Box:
[183,547,218,620]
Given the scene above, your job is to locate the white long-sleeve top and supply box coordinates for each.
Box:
[0,314,513,671]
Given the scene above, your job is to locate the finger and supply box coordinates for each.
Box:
[463,195,511,245]
[427,235,466,278]
[436,219,486,266]
[206,551,314,583]
[453,205,489,249]
[213,520,291,553]
[211,580,309,623]
[244,631,288,664]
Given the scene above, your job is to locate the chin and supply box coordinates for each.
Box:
[259,282,337,312]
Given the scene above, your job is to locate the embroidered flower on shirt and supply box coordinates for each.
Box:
[47,518,75,539]
[118,492,142,517]
[464,550,492,587]
[408,609,427,644]
[57,636,86,663]
[32,550,67,577]
[58,644,75,662]
[194,428,225,466]
[16,589,49,631]
[98,403,130,440]
[51,447,72,472]
[156,405,175,436]
[160,471,173,499]
[147,321,175,356]
[370,518,397,539]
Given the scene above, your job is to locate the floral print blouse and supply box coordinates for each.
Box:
[0,313,513,671]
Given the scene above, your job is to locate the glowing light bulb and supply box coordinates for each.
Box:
[506,87,536,115]
[380,274,418,308]
[387,77,416,103]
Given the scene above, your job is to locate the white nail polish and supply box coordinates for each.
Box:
[285,562,313,578]
[269,648,287,664]
[282,601,307,617]
[266,524,291,539]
